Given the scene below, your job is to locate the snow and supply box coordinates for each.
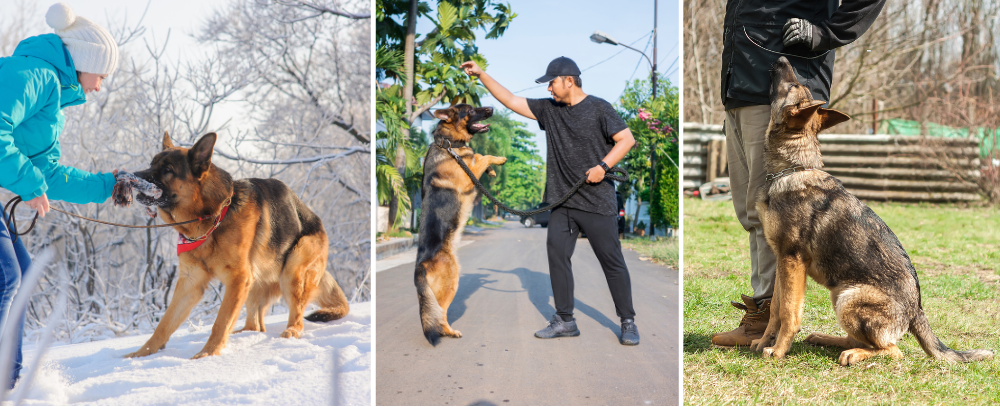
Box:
[14,302,371,406]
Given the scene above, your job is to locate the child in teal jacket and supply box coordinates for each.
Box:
[0,2,120,389]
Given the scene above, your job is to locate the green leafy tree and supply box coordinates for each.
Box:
[376,0,516,227]
[616,77,680,233]
[470,110,544,217]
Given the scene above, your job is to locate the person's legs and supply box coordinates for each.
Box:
[536,207,582,339]
[724,105,775,301]
[574,208,639,345]
[546,206,581,320]
[0,211,30,388]
[573,208,635,321]
[712,105,775,347]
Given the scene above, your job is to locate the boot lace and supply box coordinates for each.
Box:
[738,308,768,327]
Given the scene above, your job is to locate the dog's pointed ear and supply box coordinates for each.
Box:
[188,132,217,176]
[434,108,455,122]
[785,100,827,129]
[162,131,175,150]
[818,108,850,132]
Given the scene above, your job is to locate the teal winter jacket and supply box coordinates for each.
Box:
[0,34,115,204]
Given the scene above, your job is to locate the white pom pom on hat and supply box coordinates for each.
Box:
[45,2,119,76]
[45,2,76,30]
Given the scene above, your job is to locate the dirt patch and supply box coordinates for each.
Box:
[916,260,1000,286]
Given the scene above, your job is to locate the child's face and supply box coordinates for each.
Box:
[77,72,107,93]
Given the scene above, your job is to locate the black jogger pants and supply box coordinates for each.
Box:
[546,206,635,321]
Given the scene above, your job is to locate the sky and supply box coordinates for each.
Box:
[5,0,227,62]
[409,0,682,158]
[3,0,245,138]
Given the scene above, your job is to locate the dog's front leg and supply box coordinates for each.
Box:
[125,265,212,358]
[192,266,252,359]
[760,253,807,359]
[470,154,507,178]
[751,268,782,352]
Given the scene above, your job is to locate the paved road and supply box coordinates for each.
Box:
[376,222,680,406]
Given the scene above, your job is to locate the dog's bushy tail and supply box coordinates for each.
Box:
[415,261,444,346]
[305,272,350,322]
[910,310,993,362]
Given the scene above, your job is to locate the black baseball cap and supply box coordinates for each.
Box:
[535,57,582,83]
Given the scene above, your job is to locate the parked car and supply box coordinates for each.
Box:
[520,203,551,227]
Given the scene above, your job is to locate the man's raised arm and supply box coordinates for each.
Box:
[461,61,536,120]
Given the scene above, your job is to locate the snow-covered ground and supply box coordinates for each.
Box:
[13,302,371,406]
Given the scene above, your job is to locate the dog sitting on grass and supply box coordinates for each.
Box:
[749,57,994,366]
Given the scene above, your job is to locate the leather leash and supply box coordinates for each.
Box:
[438,140,629,217]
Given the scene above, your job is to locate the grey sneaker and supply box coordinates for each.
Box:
[534,315,580,339]
[620,319,639,346]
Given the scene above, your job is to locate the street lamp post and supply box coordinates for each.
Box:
[591,0,660,236]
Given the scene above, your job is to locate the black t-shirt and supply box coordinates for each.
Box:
[527,95,628,216]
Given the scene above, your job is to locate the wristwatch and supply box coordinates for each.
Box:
[599,161,611,172]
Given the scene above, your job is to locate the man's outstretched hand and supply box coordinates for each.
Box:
[782,18,815,49]
[461,61,484,78]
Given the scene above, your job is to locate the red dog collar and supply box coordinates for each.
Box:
[177,196,233,254]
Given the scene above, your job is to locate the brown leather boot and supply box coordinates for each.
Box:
[710,294,771,347]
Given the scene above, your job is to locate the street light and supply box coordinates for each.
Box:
[591,0,661,236]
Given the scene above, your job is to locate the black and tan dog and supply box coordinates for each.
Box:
[415,104,506,345]
[126,132,350,359]
[749,56,993,366]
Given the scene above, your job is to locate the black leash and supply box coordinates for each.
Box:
[3,196,205,244]
[438,141,628,217]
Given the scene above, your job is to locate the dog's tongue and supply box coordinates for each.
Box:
[472,123,490,131]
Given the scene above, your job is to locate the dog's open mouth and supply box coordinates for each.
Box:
[469,122,490,133]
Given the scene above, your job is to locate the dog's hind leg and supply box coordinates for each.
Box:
[838,344,904,366]
[234,284,276,334]
[432,251,462,338]
[126,266,212,358]
[279,234,328,339]
[805,332,867,349]
[828,285,908,366]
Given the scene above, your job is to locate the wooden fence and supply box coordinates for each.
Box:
[683,123,983,202]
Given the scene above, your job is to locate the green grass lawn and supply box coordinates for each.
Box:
[683,197,1000,405]
[623,236,680,270]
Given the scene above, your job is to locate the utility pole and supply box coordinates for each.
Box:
[649,0,658,237]
[652,0,658,100]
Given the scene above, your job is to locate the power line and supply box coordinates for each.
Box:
[511,32,653,95]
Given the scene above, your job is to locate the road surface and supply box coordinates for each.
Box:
[376,221,680,406]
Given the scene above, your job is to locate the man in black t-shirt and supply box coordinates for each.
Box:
[461,57,640,346]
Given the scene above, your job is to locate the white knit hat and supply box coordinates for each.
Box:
[45,3,119,75]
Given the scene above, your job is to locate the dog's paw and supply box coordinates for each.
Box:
[280,328,303,339]
[191,348,222,360]
[750,337,772,352]
[487,167,497,177]
[495,157,507,165]
[443,328,462,338]
[838,349,868,366]
[761,347,786,359]
[124,347,156,358]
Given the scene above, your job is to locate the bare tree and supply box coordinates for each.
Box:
[3,0,371,344]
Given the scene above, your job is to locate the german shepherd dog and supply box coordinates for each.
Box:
[750,57,994,366]
[415,104,506,345]
[125,132,350,359]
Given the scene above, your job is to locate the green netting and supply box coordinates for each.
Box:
[879,119,997,158]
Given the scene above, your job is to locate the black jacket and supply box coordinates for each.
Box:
[721,0,886,109]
